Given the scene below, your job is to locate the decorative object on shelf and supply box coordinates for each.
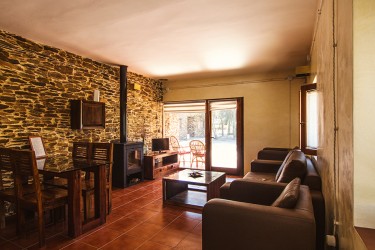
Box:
[93,89,100,102]
[189,171,203,178]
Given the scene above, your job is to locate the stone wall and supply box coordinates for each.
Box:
[0,29,163,155]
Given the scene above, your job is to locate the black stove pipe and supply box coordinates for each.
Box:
[120,65,128,143]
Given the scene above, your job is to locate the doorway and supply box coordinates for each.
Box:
[163,98,243,175]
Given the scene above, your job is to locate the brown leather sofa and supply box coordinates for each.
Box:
[220,149,325,250]
[202,180,316,250]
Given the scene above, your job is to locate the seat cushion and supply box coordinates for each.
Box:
[272,177,301,208]
[244,172,276,182]
[276,150,307,183]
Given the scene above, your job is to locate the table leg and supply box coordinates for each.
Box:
[94,164,106,224]
[67,170,82,238]
[207,174,226,201]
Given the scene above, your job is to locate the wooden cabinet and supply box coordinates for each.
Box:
[70,100,105,129]
[144,151,179,179]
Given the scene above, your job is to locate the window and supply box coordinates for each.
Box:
[300,83,318,155]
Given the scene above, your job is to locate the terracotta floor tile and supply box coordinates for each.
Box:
[126,200,146,208]
[3,177,206,249]
[166,217,200,232]
[61,241,97,250]
[112,187,133,195]
[111,196,128,209]
[101,233,145,250]
[150,228,189,247]
[145,212,179,227]
[10,230,40,248]
[179,211,202,221]
[125,222,164,240]
[191,222,202,236]
[27,234,72,250]
[0,240,23,250]
[125,210,159,222]
[137,241,172,250]
[106,210,124,224]
[106,217,140,233]
[161,206,185,216]
[112,204,138,216]
[0,224,18,239]
[143,199,163,212]
[175,233,202,250]
[79,227,124,248]
[132,197,153,207]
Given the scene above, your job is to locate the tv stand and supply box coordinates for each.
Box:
[144,151,179,179]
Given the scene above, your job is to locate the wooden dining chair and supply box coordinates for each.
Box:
[189,140,206,168]
[82,142,113,220]
[170,136,190,166]
[11,149,68,248]
[0,147,16,229]
[72,142,92,160]
[28,136,47,159]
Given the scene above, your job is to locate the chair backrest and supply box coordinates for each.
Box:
[91,143,113,184]
[73,142,91,159]
[0,147,13,190]
[170,136,180,151]
[189,140,205,154]
[91,143,113,162]
[28,136,47,159]
[11,149,42,205]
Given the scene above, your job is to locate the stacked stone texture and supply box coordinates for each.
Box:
[0,29,163,156]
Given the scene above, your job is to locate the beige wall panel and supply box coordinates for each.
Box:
[353,0,375,230]
[311,0,367,248]
[164,73,302,174]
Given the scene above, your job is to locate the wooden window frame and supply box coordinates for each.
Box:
[300,83,317,155]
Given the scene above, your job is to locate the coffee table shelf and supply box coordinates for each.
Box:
[162,169,226,210]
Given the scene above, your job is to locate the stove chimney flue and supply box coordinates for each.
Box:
[120,65,128,143]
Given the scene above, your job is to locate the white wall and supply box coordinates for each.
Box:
[164,72,302,174]
[353,0,375,229]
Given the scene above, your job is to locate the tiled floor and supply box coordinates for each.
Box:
[0,178,207,249]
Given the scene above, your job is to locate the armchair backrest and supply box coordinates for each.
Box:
[170,136,180,151]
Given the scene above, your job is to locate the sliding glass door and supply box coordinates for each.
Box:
[163,98,243,175]
[207,98,243,175]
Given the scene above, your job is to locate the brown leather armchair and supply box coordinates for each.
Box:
[202,180,316,250]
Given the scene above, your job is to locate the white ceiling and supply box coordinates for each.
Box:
[0,0,317,81]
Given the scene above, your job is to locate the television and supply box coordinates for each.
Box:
[152,138,170,153]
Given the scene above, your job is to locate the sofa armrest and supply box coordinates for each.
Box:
[203,198,316,250]
[220,179,287,205]
[251,159,283,173]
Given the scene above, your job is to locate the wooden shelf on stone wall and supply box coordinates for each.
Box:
[70,100,105,129]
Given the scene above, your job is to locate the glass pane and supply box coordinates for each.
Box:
[211,106,237,168]
[306,91,318,148]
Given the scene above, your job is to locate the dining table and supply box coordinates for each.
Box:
[36,155,107,238]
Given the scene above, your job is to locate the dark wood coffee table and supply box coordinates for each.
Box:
[162,169,226,209]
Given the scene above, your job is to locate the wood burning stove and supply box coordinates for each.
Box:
[113,141,143,188]
[112,65,144,188]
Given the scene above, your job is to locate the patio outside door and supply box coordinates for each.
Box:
[207,98,243,175]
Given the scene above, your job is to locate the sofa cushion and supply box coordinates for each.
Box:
[272,177,301,208]
[244,172,277,182]
[275,149,295,180]
[276,150,307,183]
